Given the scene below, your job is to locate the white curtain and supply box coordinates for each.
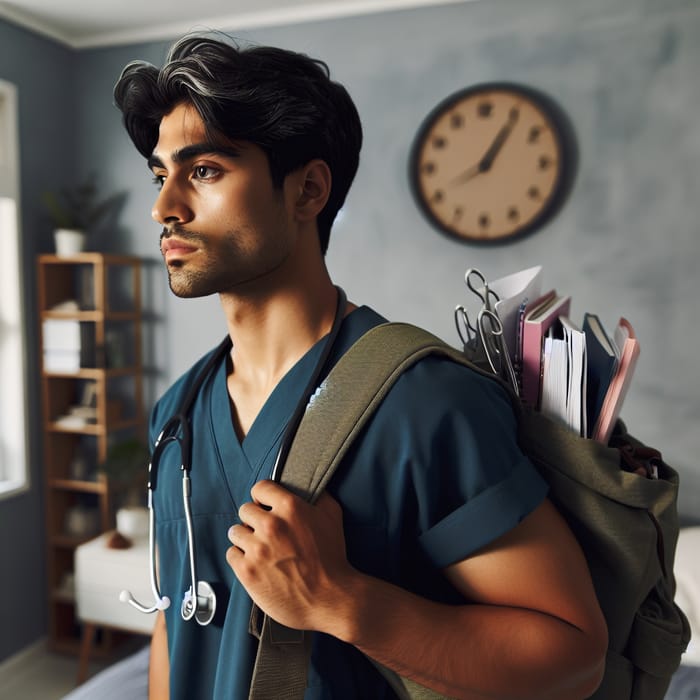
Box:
[0,79,28,495]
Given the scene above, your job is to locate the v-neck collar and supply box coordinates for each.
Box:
[208,306,385,480]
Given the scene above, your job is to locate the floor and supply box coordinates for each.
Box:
[0,638,144,700]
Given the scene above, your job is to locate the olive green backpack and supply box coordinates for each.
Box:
[248,322,690,700]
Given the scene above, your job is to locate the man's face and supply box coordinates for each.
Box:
[149,102,296,298]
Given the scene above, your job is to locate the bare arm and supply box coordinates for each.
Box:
[228,481,607,700]
[148,610,169,700]
[344,498,607,699]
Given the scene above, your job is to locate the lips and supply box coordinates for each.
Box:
[161,237,198,260]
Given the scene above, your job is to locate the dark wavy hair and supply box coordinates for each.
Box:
[113,34,363,254]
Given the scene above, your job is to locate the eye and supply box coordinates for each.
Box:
[193,165,219,181]
[151,174,165,190]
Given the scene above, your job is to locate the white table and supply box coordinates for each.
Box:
[74,532,155,682]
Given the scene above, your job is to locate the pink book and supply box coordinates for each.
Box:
[520,291,571,407]
[592,318,640,444]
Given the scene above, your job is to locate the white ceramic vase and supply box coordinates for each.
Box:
[54,228,86,256]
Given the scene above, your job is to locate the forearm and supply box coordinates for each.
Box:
[148,610,169,700]
[324,573,605,700]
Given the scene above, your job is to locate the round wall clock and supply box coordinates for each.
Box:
[409,83,574,244]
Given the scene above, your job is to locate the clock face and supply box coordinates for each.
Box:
[410,84,567,243]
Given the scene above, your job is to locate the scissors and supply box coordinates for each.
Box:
[465,268,500,314]
[456,269,519,396]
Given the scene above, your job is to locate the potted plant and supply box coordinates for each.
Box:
[42,178,117,256]
[101,438,151,538]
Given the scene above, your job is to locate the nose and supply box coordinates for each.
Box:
[151,177,193,225]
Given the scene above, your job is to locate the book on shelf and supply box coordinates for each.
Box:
[592,318,640,444]
[582,313,619,436]
[519,291,571,407]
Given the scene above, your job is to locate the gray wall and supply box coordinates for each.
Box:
[0,20,76,662]
[2,0,699,662]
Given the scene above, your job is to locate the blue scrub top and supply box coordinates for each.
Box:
[149,306,547,699]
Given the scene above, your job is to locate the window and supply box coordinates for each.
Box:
[0,79,29,498]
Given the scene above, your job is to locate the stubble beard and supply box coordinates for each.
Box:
[163,226,288,299]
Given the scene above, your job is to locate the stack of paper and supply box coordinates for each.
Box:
[43,319,81,372]
[540,316,587,436]
[489,265,543,365]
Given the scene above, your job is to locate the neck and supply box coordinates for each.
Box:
[221,273,353,441]
[223,277,342,382]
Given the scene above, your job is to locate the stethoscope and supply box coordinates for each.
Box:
[120,288,347,625]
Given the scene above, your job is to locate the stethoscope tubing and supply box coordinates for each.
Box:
[122,288,347,626]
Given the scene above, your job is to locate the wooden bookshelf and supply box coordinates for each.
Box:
[37,253,144,653]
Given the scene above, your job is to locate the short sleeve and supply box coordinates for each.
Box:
[369,356,548,569]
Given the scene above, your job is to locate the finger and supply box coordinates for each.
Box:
[314,490,342,517]
[227,522,254,550]
[250,478,290,507]
[238,500,267,530]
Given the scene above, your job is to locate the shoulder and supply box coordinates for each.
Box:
[384,348,518,434]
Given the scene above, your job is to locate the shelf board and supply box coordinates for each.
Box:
[50,478,106,494]
[39,252,141,266]
[46,417,140,435]
[41,310,141,322]
[42,366,142,379]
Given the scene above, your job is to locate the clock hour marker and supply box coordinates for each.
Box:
[527,186,541,200]
[477,101,493,118]
[432,190,444,203]
[507,206,519,221]
[528,126,542,143]
[432,136,446,149]
[478,213,490,228]
[453,206,464,221]
[422,162,436,175]
[450,113,464,129]
[538,155,551,170]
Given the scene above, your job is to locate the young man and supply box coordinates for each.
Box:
[114,35,607,699]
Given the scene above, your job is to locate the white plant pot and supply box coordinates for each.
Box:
[116,506,149,538]
[54,228,86,256]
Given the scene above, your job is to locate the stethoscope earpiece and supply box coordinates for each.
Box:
[120,588,171,612]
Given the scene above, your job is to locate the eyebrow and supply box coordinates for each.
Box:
[147,142,241,171]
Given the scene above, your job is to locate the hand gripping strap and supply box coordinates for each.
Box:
[248,323,465,700]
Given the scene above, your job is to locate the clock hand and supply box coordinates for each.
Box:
[477,105,520,172]
[450,105,520,186]
[449,161,482,186]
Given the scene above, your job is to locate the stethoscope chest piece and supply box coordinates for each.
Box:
[182,580,217,626]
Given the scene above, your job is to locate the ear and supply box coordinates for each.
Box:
[292,159,332,223]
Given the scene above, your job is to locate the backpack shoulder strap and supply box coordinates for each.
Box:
[282,321,472,502]
[248,322,469,700]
